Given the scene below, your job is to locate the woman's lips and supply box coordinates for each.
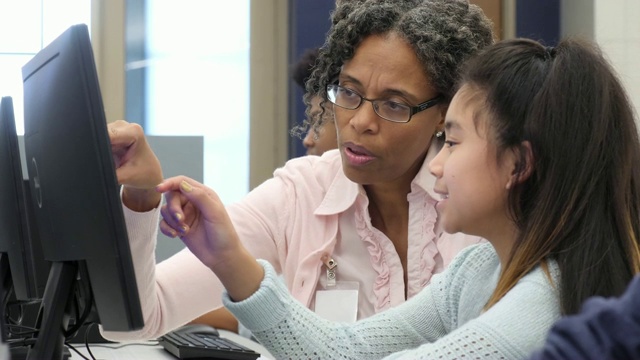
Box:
[343,143,376,166]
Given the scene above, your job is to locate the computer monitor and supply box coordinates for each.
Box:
[21,24,144,359]
[0,96,49,302]
[0,97,51,358]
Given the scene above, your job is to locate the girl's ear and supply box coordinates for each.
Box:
[506,141,534,189]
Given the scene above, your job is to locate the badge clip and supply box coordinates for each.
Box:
[323,258,337,287]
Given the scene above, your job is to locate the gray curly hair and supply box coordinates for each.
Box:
[293,0,495,138]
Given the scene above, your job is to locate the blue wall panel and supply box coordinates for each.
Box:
[288,0,334,159]
[516,0,560,46]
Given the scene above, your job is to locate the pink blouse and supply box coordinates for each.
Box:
[103,143,484,341]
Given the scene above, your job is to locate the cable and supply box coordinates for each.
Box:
[63,280,93,339]
[88,341,161,349]
[65,285,82,338]
[7,337,37,348]
[83,322,97,360]
[6,299,41,328]
[65,342,91,360]
[6,323,38,337]
[3,287,17,327]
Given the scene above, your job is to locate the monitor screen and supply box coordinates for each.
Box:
[0,96,49,302]
[21,24,144,358]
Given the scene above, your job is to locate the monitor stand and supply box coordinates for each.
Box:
[0,254,72,360]
[27,261,76,360]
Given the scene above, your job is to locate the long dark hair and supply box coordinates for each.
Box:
[461,38,640,315]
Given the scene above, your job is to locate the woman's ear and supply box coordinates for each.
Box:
[506,141,534,189]
[439,105,448,124]
[436,105,448,134]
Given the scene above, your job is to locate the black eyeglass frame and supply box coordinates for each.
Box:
[326,84,443,123]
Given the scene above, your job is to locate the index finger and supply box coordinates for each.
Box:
[158,177,226,224]
[156,175,195,193]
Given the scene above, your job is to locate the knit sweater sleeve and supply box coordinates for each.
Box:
[385,265,561,359]
[224,259,436,359]
[224,246,561,360]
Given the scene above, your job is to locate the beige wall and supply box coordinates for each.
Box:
[594,0,640,120]
[562,0,640,120]
[249,0,289,189]
[91,0,125,123]
[560,0,594,39]
[470,0,502,40]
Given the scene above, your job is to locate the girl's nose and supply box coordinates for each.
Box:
[428,146,447,178]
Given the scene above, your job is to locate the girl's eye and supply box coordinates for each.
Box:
[444,140,457,147]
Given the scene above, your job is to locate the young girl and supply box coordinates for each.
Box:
[156,37,640,359]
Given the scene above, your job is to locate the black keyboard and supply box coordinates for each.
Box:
[159,329,261,360]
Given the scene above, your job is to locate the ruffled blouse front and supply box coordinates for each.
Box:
[308,143,483,320]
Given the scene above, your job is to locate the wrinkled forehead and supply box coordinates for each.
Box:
[339,33,436,98]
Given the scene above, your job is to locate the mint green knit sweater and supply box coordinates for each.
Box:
[224,243,561,359]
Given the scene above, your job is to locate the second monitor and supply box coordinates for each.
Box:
[0,96,49,304]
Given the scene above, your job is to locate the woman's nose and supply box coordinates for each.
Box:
[347,101,380,134]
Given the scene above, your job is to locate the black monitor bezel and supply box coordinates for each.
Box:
[21,24,144,358]
[0,96,49,302]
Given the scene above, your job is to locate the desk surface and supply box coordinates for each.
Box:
[68,330,274,360]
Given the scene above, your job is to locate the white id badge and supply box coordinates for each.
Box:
[314,281,359,323]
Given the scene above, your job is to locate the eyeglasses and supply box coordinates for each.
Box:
[326,84,442,123]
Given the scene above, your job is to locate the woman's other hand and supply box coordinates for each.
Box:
[109,120,163,211]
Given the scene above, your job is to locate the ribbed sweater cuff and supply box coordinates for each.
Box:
[222,259,291,332]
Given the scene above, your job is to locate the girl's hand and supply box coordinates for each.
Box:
[157,176,240,269]
[156,176,263,300]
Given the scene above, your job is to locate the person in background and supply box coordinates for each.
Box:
[103,0,492,341]
[292,47,339,156]
[156,36,640,359]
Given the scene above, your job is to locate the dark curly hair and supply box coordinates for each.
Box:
[292,0,494,138]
